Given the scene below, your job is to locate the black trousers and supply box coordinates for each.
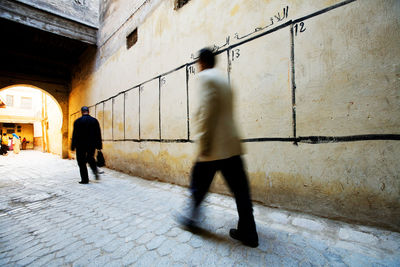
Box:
[0,144,8,155]
[190,155,258,238]
[76,148,97,183]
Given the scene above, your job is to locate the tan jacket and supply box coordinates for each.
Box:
[193,68,242,162]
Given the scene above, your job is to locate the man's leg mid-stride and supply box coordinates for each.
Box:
[86,148,99,180]
[179,161,217,227]
[76,149,89,184]
[221,156,258,247]
[190,161,217,207]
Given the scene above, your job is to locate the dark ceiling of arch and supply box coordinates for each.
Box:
[0,18,94,87]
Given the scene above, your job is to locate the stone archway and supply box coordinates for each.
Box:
[0,78,69,158]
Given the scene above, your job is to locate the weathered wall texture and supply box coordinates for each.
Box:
[45,94,63,155]
[69,0,400,231]
[14,0,99,27]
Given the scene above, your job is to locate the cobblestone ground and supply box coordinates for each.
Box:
[0,151,399,267]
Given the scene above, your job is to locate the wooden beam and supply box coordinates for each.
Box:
[0,1,97,45]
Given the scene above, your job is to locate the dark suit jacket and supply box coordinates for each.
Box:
[71,114,102,150]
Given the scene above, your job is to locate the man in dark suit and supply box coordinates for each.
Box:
[71,106,102,184]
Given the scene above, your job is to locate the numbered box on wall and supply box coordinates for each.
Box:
[187,53,228,140]
[124,89,139,140]
[160,68,187,140]
[95,103,104,137]
[112,94,124,140]
[103,99,113,140]
[89,106,95,117]
[139,79,160,140]
[295,2,400,136]
[229,29,293,139]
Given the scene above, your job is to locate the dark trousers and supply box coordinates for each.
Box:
[190,155,258,238]
[76,148,97,182]
[0,144,8,155]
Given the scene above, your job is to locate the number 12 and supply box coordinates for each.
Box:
[294,22,306,36]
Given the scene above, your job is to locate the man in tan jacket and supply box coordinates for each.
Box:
[180,48,258,247]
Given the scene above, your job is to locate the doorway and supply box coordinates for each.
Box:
[0,85,63,155]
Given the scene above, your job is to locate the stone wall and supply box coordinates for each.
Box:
[14,0,99,27]
[69,0,400,231]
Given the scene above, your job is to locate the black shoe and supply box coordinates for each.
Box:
[79,181,89,184]
[229,228,259,248]
[95,173,100,180]
[177,215,198,229]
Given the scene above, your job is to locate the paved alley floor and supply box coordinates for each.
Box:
[0,151,399,267]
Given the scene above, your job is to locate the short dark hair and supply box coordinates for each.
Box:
[81,106,89,112]
[198,48,215,68]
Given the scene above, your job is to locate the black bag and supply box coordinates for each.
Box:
[96,150,105,167]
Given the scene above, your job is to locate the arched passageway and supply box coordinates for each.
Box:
[0,83,69,158]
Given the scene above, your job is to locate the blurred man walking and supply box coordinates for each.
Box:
[179,48,259,247]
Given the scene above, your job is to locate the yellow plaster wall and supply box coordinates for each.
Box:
[69,0,400,230]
